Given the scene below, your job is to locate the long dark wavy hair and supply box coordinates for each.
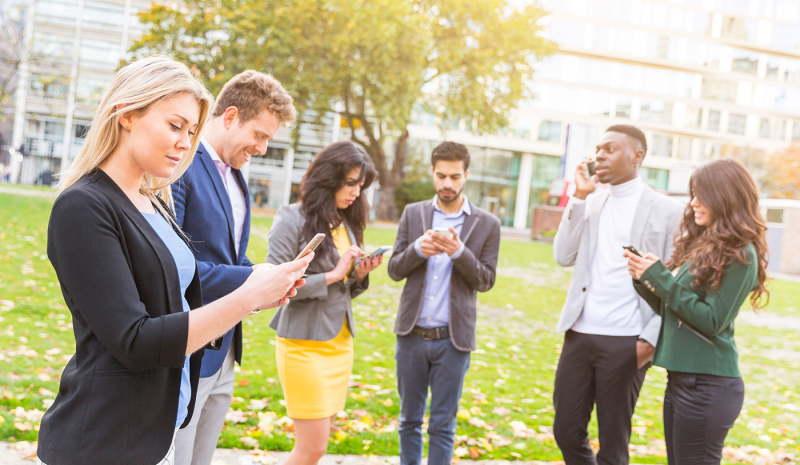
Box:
[667,159,769,309]
[299,141,377,259]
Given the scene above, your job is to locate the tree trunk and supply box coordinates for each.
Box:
[375,175,398,221]
[373,127,409,221]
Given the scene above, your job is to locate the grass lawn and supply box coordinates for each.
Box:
[1,193,799,463]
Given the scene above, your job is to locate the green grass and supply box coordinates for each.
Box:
[2,193,800,462]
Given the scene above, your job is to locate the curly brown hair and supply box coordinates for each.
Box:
[667,159,769,309]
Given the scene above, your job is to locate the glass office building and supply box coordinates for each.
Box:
[406,0,800,228]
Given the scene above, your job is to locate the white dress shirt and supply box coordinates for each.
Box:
[201,136,247,257]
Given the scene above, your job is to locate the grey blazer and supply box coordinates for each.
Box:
[267,203,368,341]
[388,199,501,352]
[553,184,684,347]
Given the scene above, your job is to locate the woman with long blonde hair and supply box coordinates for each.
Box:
[37,55,312,465]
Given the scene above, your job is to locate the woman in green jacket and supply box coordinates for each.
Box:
[623,159,768,465]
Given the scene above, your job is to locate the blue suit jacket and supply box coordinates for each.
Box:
[172,142,253,377]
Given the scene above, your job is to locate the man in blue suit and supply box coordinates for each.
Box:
[172,70,297,465]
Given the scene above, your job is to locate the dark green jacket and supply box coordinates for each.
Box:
[634,243,758,378]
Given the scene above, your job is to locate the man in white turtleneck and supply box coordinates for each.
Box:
[551,125,684,465]
[570,175,644,335]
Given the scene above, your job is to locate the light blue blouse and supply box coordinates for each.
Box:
[141,211,195,428]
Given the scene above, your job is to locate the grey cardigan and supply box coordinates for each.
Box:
[552,184,684,347]
[388,199,501,352]
[267,203,369,341]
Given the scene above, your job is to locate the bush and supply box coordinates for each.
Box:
[394,179,436,214]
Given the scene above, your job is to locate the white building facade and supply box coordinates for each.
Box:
[404,0,800,228]
[4,0,800,229]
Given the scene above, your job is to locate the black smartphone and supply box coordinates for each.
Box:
[355,246,392,268]
[586,160,596,177]
[622,245,642,257]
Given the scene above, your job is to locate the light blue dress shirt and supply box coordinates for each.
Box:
[141,211,196,428]
[413,195,470,328]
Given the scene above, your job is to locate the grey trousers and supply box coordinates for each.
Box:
[395,334,471,465]
[174,344,236,465]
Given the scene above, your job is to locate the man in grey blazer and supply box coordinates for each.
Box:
[388,142,501,465]
[552,125,683,465]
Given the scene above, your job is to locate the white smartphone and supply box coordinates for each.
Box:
[432,227,452,237]
[295,233,326,260]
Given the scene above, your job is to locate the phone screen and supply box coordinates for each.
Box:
[295,233,326,260]
[587,160,597,176]
[623,245,642,257]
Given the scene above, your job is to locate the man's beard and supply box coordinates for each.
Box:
[437,187,462,203]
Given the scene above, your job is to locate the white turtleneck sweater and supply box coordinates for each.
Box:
[572,176,645,336]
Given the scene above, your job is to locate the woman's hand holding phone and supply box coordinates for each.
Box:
[355,252,383,283]
[240,252,314,311]
[326,245,363,285]
[623,249,660,280]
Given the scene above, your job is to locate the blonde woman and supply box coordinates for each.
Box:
[36,56,312,465]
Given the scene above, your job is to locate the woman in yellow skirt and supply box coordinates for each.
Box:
[267,141,383,465]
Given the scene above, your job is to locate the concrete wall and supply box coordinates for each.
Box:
[780,208,800,275]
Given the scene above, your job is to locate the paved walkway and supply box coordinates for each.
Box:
[0,442,557,465]
[0,186,55,198]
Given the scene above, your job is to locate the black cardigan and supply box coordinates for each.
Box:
[38,170,205,465]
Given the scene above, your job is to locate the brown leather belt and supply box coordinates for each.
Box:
[411,325,449,341]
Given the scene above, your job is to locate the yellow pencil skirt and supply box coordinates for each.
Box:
[276,322,354,420]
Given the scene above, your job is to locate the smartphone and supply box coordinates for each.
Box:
[296,233,326,260]
[295,233,325,278]
[432,227,452,237]
[586,160,597,177]
[355,246,392,268]
[622,245,642,257]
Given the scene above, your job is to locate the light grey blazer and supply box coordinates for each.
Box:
[553,184,684,347]
[267,203,368,341]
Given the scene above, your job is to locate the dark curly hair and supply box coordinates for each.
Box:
[667,159,769,309]
[299,141,377,259]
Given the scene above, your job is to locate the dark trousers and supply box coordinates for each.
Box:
[395,334,471,465]
[664,371,745,465]
[553,330,648,465]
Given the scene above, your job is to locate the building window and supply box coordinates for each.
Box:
[250,146,285,167]
[775,119,787,140]
[684,106,702,129]
[676,137,692,161]
[701,78,737,103]
[650,134,674,158]
[639,100,672,125]
[708,110,721,131]
[731,54,758,75]
[793,121,800,141]
[538,120,562,143]
[720,16,757,42]
[760,118,771,138]
[640,167,669,191]
[728,114,746,135]
[615,99,632,119]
